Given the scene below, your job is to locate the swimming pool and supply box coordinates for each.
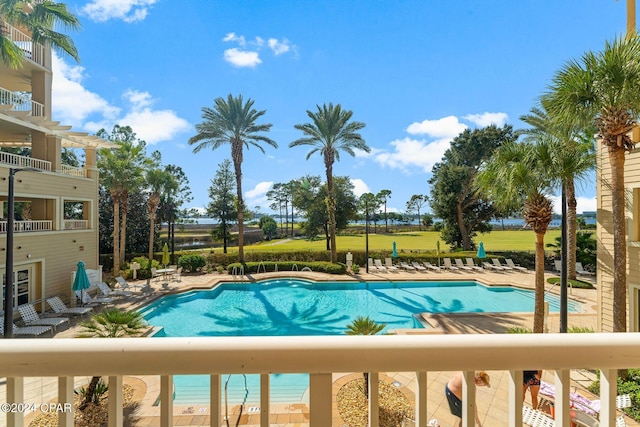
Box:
[141,279,581,404]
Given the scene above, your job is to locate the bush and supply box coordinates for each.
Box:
[226,261,347,274]
[588,369,640,421]
[178,254,206,272]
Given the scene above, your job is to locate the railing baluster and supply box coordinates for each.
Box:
[260,373,270,426]
[58,376,74,427]
[600,368,617,427]
[368,371,379,427]
[6,377,24,427]
[108,375,123,427]
[160,375,173,427]
[415,371,427,426]
[462,370,476,427]
[508,370,523,427]
[309,373,332,427]
[210,374,220,427]
[554,369,571,427]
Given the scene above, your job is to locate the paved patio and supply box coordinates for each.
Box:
[4,267,635,426]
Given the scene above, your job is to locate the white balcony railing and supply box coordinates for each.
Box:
[1,333,638,427]
[0,220,52,233]
[63,219,88,230]
[0,151,51,171]
[58,164,86,177]
[0,86,45,117]
[0,20,45,66]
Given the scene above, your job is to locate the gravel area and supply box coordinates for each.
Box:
[28,384,135,427]
[337,378,413,427]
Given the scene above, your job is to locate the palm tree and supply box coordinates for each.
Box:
[476,140,555,333]
[0,0,80,69]
[290,103,369,263]
[544,36,640,332]
[77,308,147,410]
[189,94,277,262]
[346,315,386,398]
[146,167,178,265]
[520,105,596,280]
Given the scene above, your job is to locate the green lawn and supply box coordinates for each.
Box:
[241,229,561,254]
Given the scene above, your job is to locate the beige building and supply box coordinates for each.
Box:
[0,19,114,312]
[596,129,640,332]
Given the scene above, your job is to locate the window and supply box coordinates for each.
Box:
[1,267,31,309]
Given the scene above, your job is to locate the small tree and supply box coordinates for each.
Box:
[77,309,147,411]
[346,315,386,398]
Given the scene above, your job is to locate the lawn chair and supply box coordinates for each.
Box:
[492,258,513,271]
[465,258,484,272]
[522,406,555,427]
[47,296,93,316]
[454,258,473,271]
[75,289,113,306]
[98,281,130,297]
[554,260,562,273]
[0,317,53,337]
[506,258,528,272]
[399,261,416,271]
[17,303,69,333]
[423,262,441,272]
[116,276,140,292]
[576,262,594,276]
[411,261,427,272]
[482,261,504,272]
[374,259,388,273]
[367,258,379,272]
[384,258,399,272]
[442,258,459,271]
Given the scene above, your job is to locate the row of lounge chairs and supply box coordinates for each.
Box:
[553,260,595,276]
[367,257,529,273]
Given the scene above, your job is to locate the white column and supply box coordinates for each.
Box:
[160,375,173,427]
[309,373,332,427]
[415,371,427,426]
[58,376,74,427]
[461,371,476,427]
[7,377,24,427]
[368,372,379,427]
[554,370,570,427]
[260,374,270,426]
[210,374,220,427]
[107,375,123,427]
[508,370,523,427]
[600,368,617,427]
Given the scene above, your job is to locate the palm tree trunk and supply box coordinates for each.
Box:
[610,148,627,332]
[325,162,337,263]
[111,190,121,274]
[232,156,245,263]
[566,179,578,280]
[119,189,129,268]
[79,375,101,411]
[533,231,546,333]
[148,193,160,263]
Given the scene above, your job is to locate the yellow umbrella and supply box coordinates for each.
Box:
[162,243,170,268]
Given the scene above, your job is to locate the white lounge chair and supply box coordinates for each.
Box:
[171,266,183,281]
[554,260,562,273]
[98,281,130,297]
[411,261,427,271]
[367,258,379,273]
[384,258,399,272]
[492,258,513,271]
[17,303,69,333]
[0,317,52,337]
[506,258,528,272]
[539,380,632,417]
[465,258,484,272]
[75,289,113,306]
[454,258,473,271]
[442,258,459,271]
[423,262,441,272]
[522,406,555,427]
[47,296,93,316]
[576,262,594,276]
[374,259,388,273]
[116,276,140,292]
[399,261,416,271]
[482,261,504,272]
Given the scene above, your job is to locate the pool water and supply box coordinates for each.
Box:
[141,279,581,404]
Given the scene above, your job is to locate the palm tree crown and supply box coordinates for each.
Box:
[290,103,369,263]
[189,94,277,262]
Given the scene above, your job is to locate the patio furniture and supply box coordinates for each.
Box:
[454,258,473,271]
[374,259,388,273]
[411,261,427,271]
[367,258,379,273]
[465,258,484,272]
[47,296,92,316]
[98,281,130,297]
[482,261,504,272]
[492,258,513,271]
[399,261,416,271]
[384,258,399,272]
[423,262,441,272]
[0,316,53,337]
[75,289,113,306]
[17,303,69,333]
[442,258,459,271]
[506,258,528,272]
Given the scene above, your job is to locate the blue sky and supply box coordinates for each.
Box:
[53,1,628,215]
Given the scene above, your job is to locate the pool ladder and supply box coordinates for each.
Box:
[231,265,244,281]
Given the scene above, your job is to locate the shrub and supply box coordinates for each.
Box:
[506,326,532,334]
[351,264,360,274]
[178,254,206,272]
[588,369,640,421]
[226,261,346,274]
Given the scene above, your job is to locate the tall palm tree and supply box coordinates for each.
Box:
[290,103,369,263]
[520,105,596,280]
[146,167,178,265]
[0,0,80,68]
[544,36,640,332]
[346,315,386,398]
[476,140,555,333]
[189,94,277,263]
[77,308,147,410]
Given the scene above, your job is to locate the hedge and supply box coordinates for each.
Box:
[226,261,346,274]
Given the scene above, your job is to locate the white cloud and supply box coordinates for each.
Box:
[223,48,261,68]
[373,137,451,173]
[550,195,597,215]
[463,112,509,127]
[350,178,370,197]
[223,32,246,46]
[268,38,291,55]
[52,54,191,144]
[406,115,468,138]
[245,181,273,209]
[82,0,157,23]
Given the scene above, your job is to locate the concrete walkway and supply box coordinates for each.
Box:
[4,268,634,426]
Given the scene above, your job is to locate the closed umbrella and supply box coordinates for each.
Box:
[72,260,91,306]
[477,242,486,259]
[392,241,398,258]
[436,240,441,267]
[162,243,170,269]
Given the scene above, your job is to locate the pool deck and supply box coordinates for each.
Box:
[6,268,633,427]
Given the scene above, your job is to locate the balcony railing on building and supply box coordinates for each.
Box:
[0,220,52,233]
[0,152,87,178]
[0,87,45,117]
[0,20,45,66]
[63,219,88,230]
[1,333,638,427]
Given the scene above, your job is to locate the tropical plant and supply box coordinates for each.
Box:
[146,156,179,265]
[76,308,147,410]
[346,315,386,398]
[546,231,597,268]
[290,103,369,263]
[521,105,596,280]
[544,36,640,332]
[189,94,277,262]
[0,0,80,68]
[476,140,555,333]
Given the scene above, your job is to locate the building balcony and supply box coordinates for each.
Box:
[0,87,44,117]
[0,20,45,67]
[1,333,638,427]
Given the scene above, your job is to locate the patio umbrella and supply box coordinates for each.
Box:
[477,241,486,259]
[392,241,398,258]
[436,240,441,267]
[162,243,170,268]
[72,260,91,306]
